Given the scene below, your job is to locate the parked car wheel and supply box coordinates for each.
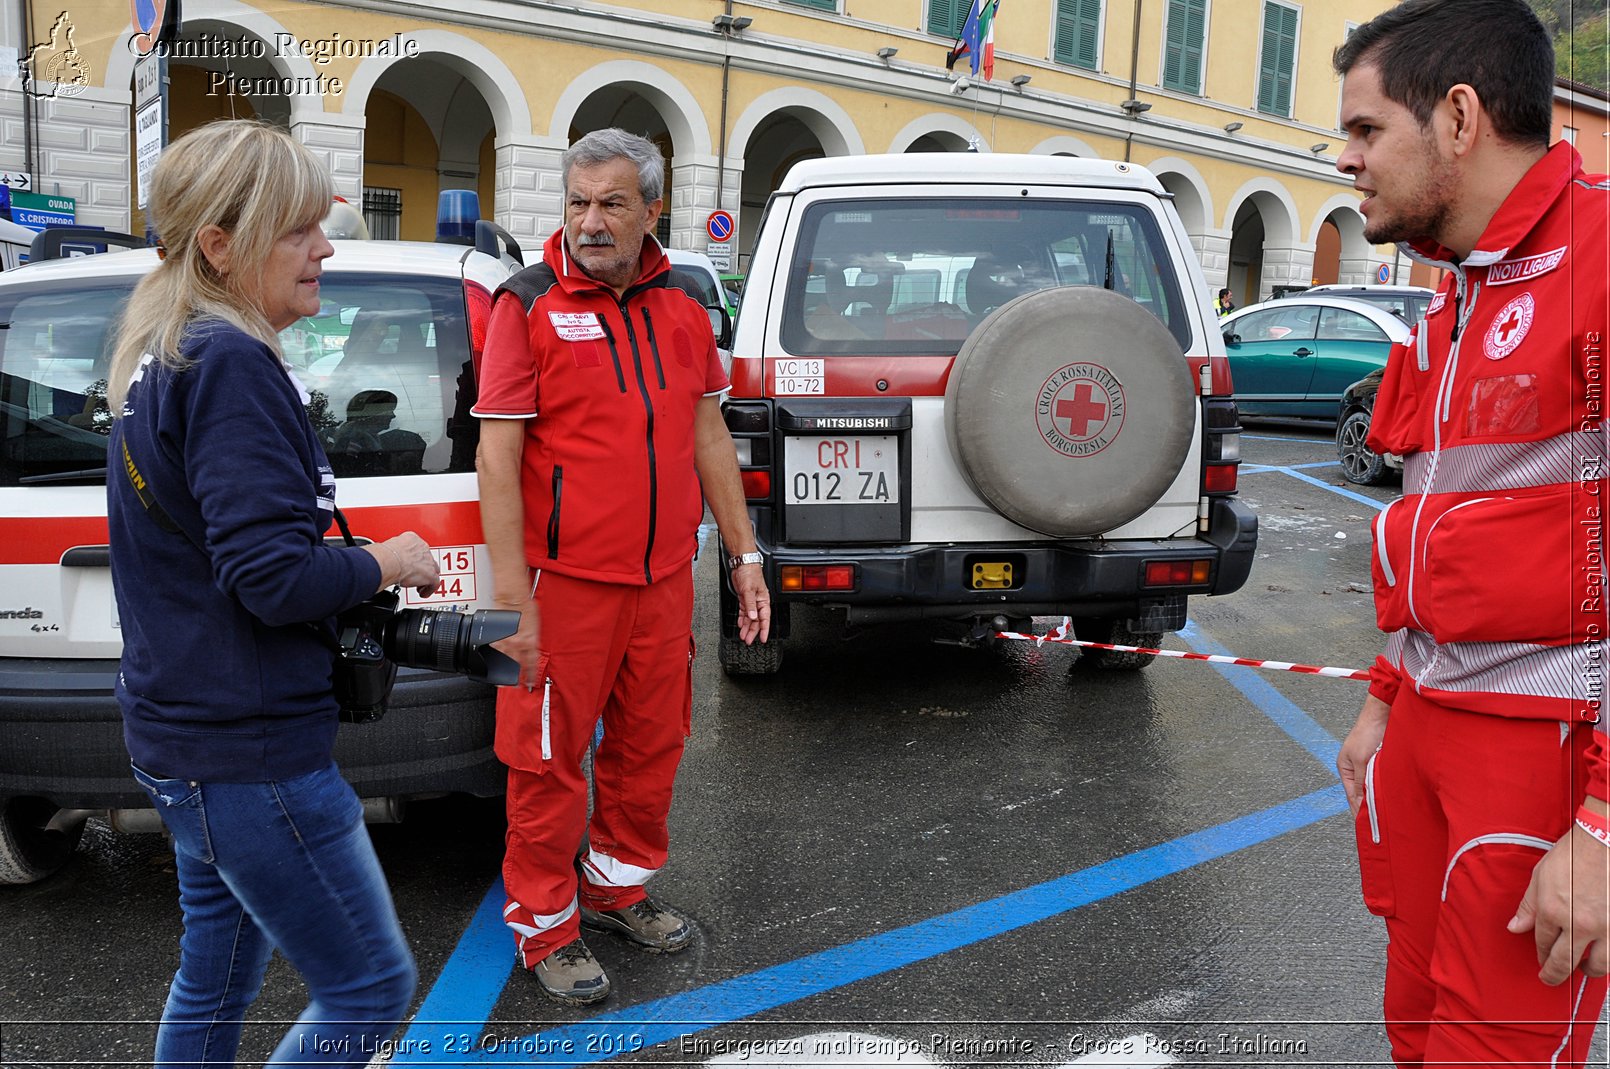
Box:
[0,796,84,885]
[1337,409,1389,485]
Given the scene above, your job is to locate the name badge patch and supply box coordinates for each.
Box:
[1486,246,1566,286]
[548,311,606,342]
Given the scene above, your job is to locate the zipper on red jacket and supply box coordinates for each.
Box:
[620,302,659,584]
[641,308,668,389]
[547,465,563,559]
[598,316,628,393]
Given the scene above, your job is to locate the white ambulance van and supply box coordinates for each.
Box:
[0,206,521,882]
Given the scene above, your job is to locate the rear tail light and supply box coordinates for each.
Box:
[1203,464,1238,493]
[1144,559,1213,587]
[780,564,857,592]
[725,401,774,503]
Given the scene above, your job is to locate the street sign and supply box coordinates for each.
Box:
[707,210,734,243]
[0,171,33,192]
[10,190,75,233]
[134,52,160,110]
[1376,263,1391,284]
[706,244,732,271]
[136,97,163,210]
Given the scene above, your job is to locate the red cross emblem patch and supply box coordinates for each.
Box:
[1035,362,1126,457]
[1483,292,1534,360]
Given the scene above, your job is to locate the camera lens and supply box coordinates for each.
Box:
[382,607,521,685]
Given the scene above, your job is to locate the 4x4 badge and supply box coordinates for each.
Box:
[1035,362,1126,457]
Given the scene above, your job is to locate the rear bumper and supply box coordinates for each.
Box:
[0,660,504,811]
[735,496,1257,630]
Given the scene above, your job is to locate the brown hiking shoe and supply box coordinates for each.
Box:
[581,897,693,954]
[527,938,611,1005]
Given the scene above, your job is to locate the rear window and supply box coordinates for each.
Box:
[0,272,480,486]
[780,197,1190,356]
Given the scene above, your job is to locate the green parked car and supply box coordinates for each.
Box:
[1220,294,1411,423]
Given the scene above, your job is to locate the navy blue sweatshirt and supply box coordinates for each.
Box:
[108,319,382,781]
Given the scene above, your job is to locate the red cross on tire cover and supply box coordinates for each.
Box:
[944,286,1196,537]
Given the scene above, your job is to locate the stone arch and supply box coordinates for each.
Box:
[1224,178,1306,302]
[341,29,532,139]
[888,113,988,153]
[547,59,710,161]
[1310,195,1374,286]
[728,87,865,161]
[1029,134,1101,157]
[1149,156,1220,291]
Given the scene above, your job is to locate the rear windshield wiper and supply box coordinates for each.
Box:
[1103,230,1116,291]
[19,466,108,484]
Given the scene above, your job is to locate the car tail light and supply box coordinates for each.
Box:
[1144,559,1212,587]
[1203,464,1238,493]
[780,564,856,592]
[725,401,774,503]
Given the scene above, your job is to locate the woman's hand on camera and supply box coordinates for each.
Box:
[365,533,439,598]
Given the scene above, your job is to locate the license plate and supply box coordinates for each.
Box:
[783,435,898,505]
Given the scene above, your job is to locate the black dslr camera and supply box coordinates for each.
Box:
[332,589,521,723]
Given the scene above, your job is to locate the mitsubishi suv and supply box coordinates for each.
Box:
[717,154,1256,675]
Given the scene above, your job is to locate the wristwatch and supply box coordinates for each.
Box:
[726,551,764,571]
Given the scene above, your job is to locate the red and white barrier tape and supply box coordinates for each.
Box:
[994,617,1370,681]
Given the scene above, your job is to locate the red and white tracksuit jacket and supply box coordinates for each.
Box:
[474,232,727,967]
[1358,142,1610,1065]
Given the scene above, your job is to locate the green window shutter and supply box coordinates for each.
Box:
[1257,2,1298,117]
[929,0,966,38]
[1162,0,1205,93]
[1054,0,1102,69]
[784,0,837,8]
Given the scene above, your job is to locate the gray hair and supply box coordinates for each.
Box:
[562,128,665,203]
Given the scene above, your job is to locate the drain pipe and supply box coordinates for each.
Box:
[20,0,36,181]
[1124,0,1143,162]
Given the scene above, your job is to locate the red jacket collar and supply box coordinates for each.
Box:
[543,229,672,297]
[1405,141,1583,268]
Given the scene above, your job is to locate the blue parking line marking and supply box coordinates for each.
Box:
[1178,621,1343,770]
[1277,465,1388,511]
[396,620,1351,1067]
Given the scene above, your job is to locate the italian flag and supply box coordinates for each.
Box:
[946,0,1001,81]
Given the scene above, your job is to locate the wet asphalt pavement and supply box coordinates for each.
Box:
[2,425,1604,1067]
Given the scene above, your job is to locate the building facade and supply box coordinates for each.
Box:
[3,0,1409,301]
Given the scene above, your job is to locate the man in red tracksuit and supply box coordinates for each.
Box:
[474,128,770,1006]
[1332,2,1610,1063]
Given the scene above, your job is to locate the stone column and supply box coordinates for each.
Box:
[21,87,132,232]
[1194,228,1232,292]
[494,135,564,246]
[291,112,364,204]
[667,154,725,253]
[1257,242,1317,300]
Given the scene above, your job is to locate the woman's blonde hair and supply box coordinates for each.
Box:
[108,119,332,413]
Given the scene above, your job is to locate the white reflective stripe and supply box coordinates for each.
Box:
[1415,323,1430,372]
[1441,832,1553,901]
[583,848,660,889]
[1418,431,1594,495]
[1364,750,1382,844]
[1374,504,1396,588]
[1420,497,1502,569]
[504,897,577,936]
[1550,975,1590,1067]
[1399,629,1598,703]
[540,679,552,762]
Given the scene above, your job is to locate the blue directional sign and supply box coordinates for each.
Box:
[10,192,76,234]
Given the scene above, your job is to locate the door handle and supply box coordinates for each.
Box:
[1293,347,1314,357]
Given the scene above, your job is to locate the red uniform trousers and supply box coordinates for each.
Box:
[496,568,694,970]
[1355,686,1607,1066]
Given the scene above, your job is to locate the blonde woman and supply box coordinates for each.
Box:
[106,120,437,1067]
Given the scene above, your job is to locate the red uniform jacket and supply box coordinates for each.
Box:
[1366,143,1610,795]
[474,231,729,586]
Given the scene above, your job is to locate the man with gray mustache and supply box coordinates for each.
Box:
[474,128,770,1005]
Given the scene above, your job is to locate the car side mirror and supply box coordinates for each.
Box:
[708,305,733,350]
[1222,331,1240,346]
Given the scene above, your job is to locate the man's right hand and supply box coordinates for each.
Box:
[494,596,541,690]
[1338,693,1391,816]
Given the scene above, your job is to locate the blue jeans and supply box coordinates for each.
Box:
[133,761,417,1068]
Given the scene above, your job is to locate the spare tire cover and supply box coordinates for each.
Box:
[944,286,1196,537]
